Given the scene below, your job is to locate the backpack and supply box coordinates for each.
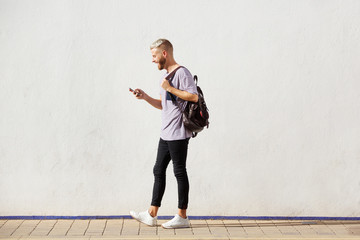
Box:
[166,67,209,138]
[182,75,209,137]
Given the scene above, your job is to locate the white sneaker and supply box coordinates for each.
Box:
[162,214,190,229]
[129,210,157,227]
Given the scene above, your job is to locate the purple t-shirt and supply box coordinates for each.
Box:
[160,67,198,141]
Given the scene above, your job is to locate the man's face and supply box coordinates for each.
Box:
[151,48,166,70]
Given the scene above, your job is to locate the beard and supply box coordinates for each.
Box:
[158,56,166,70]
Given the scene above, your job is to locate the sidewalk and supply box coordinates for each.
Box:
[1,218,360,240]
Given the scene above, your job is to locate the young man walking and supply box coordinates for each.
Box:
[130,39,198,229]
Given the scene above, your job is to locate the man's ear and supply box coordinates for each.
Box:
[162,49,167,58]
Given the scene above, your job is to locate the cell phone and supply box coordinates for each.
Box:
[129,88,139,96]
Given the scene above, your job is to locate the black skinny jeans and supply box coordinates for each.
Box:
[151,138,190,209]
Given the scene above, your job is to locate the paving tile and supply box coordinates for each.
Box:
[324,221,354,236]
[30,220,57,236]
[256,220,282,237]
[66,219,90,236]
[102,219,123,236]
[90,238,122,240]
[157,227,176,236]
[286,220,311,228]
[160,236,196,240]
[174,226,193,236]
[139,222,157,236]
[0,220,24,237]
[47,219,73,236]
[261,227,283,237]
[255,219,274,225]
[189,220,211,237]
[121,219,140,236]
[223,219,247,238]
[156,220,176,236]
[342,221,360,236]
[0,220,7,228]
[239,219,265,237]
[206,219,229,238]
[309,221,336,236]
[84,219,107,236]
[159,236,187,240]
[11,220,40,237]
[272,220,301,236]
[238,219,258,227]
[291,221,318,237]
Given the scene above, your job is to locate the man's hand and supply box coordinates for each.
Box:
[131,88,162,110]
[161,79,171,91]
[133,88,146,100]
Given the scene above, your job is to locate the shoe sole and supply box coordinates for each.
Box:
[129,212,156,227]
[161,224,190,229]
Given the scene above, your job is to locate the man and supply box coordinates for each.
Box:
[129,39,198,229]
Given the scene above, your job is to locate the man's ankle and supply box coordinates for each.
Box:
[178,210,187,219]
[148,207,158,218]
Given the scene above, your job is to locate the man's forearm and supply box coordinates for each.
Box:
[144,94,162,110]
[167,87,198,102]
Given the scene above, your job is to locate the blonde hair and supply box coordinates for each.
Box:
[150,39,173,54]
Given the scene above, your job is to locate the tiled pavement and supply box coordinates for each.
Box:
[0,218,360,239]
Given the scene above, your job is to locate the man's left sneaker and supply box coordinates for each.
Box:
[161,214,190,229]
[130,210,157,227]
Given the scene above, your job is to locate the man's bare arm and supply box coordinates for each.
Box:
[166,87,198,102]
[134,89,162,110]
[161,80,198,102]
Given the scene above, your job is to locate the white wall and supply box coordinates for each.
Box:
[1,0,360,217]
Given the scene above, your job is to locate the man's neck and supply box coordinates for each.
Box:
[165,61,180,73]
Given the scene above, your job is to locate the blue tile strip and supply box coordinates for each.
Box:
[0,215,359,220]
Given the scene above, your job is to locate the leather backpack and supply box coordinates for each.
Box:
[166,67,209,137]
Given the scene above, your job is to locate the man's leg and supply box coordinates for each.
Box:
[160,138,191,229]
[130,139,171,226]
[178,209,187,219]
[168,138,190,218]
[148,206,159,218]
[150,138,171,215]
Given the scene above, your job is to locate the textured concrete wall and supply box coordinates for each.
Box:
[1,0,360,217]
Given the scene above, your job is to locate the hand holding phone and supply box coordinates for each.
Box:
[129,88,141,97]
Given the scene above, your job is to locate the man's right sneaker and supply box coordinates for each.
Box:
[129,210,157,227]
[161,214,190,229]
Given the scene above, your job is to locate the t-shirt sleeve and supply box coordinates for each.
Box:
[179,69,198,95]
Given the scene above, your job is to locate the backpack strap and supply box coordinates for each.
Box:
[193,75,198,85]
[165,66,183,82]
[165,66,183,104]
